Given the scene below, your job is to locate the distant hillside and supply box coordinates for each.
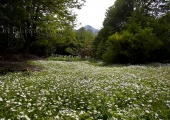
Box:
[84,25,99,35]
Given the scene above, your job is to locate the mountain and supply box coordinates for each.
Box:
[84,25,99,35]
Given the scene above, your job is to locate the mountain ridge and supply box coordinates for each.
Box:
[84,25,99,35]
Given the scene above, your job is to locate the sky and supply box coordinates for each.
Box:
[74,0,116,30]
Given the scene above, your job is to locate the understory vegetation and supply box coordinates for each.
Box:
[0,58,170,119]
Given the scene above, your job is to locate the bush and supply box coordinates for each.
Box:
[102,32,130,64]
[102,28,163,64]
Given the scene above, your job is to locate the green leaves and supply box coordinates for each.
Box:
[94,0,170,63]
[0,0,86,56]
[94,0,134,59]
[74,27,95,57]
[102,27,163,64]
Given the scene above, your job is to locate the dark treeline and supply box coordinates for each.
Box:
[0,0,170,64]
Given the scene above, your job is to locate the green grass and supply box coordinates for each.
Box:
[0,59,170,119]
[47,55,82,61]
[47,55,98,64]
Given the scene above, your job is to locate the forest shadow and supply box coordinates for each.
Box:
[0,48,43,75]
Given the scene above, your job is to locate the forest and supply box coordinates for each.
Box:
[94,0,170,64]
[0,0,170,64]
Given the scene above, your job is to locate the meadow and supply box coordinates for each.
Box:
[0,57,170,120]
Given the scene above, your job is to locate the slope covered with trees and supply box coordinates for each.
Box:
[93,0,170,64]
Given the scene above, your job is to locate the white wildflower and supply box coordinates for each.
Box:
[0,97,3,102]
[27,103,31,107]
[24,115,31,120]
[145,110,150,114]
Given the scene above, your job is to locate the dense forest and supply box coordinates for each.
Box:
[94,0,170,64]
[0,0,170,64]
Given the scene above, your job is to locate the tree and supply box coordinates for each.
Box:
[103,0,134,31]
[93,0,134,59]
[148,0,170,17]
[151,12,170,62]
[56,29,78,55]
[102,28,163,64]
[102,3,170,64]
[94,0,170,63]
[75,27,95,58]
[0,0,86,56]
[93,26,112,58]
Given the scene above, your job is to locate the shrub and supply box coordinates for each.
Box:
[102,28,163,64]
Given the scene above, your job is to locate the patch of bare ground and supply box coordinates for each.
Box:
[0,47,43,74]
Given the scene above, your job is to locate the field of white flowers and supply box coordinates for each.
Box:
[0,59,170,119]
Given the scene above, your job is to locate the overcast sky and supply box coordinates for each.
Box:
[74,0,116,29]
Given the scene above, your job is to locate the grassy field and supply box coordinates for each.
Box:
[0,58,170,120]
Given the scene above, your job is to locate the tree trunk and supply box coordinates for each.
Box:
[23,38,29,58]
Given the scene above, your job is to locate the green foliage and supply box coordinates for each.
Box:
[102,27,163,64]
[0,0,86,56]
[56,29,78,55]
[151,13,170,62]
[47,55,82,61]
[102,32,131,64]
[47,55,98,63]
[93,26,114,59]
[93,0,134,59]
[103,0,134,30]
[75,27,95,58]
[94,0,170,64]
[130,28,162,63]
